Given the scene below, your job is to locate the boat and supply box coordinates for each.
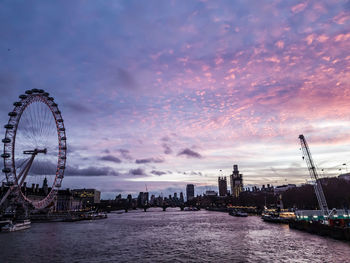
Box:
[1,219,31,232]
[206,207,227,212]
[261,210,295,224]
[229,210,248,217]
[84,211,108,220]
[184,206,199,211]
[0,220,12,232]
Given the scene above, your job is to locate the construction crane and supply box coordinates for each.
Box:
[299,134,329,217]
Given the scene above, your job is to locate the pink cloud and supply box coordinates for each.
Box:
[291,2,307,13]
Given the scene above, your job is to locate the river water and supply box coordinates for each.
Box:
[0,208,349,263]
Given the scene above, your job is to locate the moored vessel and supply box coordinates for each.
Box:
[0,220,12,232]
[1,219,31,232]
[229,210,248,217]
[184,206,199,211]
[261,209,295,224]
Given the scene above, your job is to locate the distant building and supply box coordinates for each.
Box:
[179,192,184,203]
[339,173,350,181]
[218,176,227,196]
[205,190,218,196]
[137,192,149,206]
[137,192,143,206]
[186,184,195,201]
[72,189,101,208]
[127,194,133,205]
[274,184,296,194]
[144,192,149,205]
[55,189,81,212]
[261,184,274,192]
[150,194,156,206]
[230,164,243,198]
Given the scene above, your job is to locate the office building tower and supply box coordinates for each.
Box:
[186,184,195,201]
[218,176,227,196]
[230,164,243,198]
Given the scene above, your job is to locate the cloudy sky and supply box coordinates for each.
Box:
[1,0,350,198]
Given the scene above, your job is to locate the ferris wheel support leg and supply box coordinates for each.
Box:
[0,187,11,206]
[15,158,30,185]
[17,154,36,188]
[0,156,34,207]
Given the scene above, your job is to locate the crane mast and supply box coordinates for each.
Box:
[299,134,329,216]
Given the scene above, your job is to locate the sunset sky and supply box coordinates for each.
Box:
[1,0,350,198]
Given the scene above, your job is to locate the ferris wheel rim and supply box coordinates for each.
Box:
[2,89,67,209]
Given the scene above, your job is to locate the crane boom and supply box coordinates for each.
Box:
[299,134,329,216]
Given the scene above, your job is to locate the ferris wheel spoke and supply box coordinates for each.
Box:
[22,106,37,147]
[39,103,46,142]
[25,105,35,146]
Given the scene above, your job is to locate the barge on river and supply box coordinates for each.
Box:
[289,210,350,241]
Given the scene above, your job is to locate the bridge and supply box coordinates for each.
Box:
[124,205,195,212]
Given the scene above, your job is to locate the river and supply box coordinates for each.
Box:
[0,208,349,262]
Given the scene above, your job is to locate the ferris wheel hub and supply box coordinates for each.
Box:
[23,149,47,155]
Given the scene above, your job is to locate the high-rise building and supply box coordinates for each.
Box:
[137,192,149,206]
[218,176,227,196]
[150,194,156,205]
[179,192,184,203]
[230,164,243,198]
[186,184,195,201]
[143,192,149,205]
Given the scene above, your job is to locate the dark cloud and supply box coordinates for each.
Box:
[129,168,146,176]
[64,101,93,113]
[66,145,88,154]
[150,170,167,176]
[118,149,133,160]
[0,73,16,104]
[177,148,202,159]
[135,157,164,164]
[109,188,126,193]
[100,155,122,163]
[162,143,172,155]
[66,166,119,176]
[161,136,170,142]
[27,159,57,175]
[117,67,137,90]
[102,149,110,154]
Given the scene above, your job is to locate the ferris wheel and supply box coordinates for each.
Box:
[0,89,67,210]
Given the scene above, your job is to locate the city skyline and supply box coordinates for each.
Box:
[1,1,350,198]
